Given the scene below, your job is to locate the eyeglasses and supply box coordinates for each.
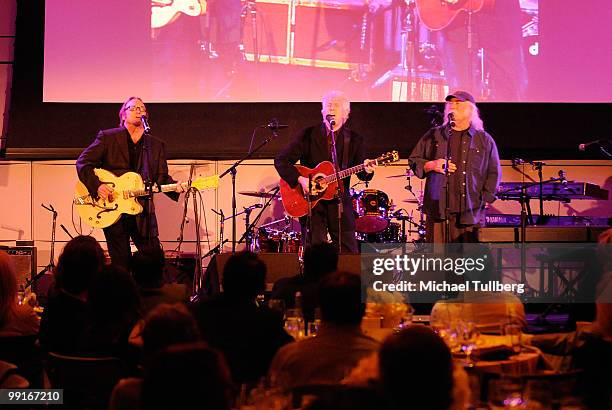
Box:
[126,106,146,113]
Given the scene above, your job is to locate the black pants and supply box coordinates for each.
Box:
[103,214,160,270]
[300,197,358,253]
[425,213,479,243]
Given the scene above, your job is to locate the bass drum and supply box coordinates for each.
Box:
[353,189,390,233]
[355,222,401,243]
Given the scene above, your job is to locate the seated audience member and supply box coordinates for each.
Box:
[527,235,612,408]
[193,251,293,384]
[109,303,202,410]
[271,243,339,322]
[0,250,42,387]
[538,270,612,409]
[378,326,468,410]
[141,342,233,410]
[131,246,189,314]
[0,250,40,337]
[78,265,142,363]
[39,235,105,353]
[269,271,379,388]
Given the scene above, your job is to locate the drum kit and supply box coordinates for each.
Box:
[237,170,426,253]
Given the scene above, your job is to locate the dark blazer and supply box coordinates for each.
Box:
[274,123,373,195]
[76,127,178,236]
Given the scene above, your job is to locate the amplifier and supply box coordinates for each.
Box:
[243,0,292,63]
[292,0,370,69]
[0,246,37,289]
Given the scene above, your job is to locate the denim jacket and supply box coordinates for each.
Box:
[408,124,501,226]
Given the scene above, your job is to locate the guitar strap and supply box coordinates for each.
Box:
[342,128,350,171]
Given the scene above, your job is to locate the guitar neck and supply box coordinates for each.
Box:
[128,182,184,198]
[323,163,367,184]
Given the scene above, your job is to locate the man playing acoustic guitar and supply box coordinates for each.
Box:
[76,97,184,269]
[275,91,377,253]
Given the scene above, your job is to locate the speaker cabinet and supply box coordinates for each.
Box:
[243,0,292,63]
[1,246,37,289]
[292,1,370,69]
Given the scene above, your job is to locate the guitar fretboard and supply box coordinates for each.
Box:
[322,163,368,184]
[125,183,183,199]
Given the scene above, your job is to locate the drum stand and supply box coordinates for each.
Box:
[236,186,281,249]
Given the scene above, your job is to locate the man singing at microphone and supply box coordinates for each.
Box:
[408,91,501,243]
[76,97,182,269]
[275,91,376,253]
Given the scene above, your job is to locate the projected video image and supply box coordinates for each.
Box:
[146,0,539,101]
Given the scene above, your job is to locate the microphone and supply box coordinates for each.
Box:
[558,170,568,187]
[325,114,336,127]
[578,138,609,151]
[141,115,151,134]
[266,118,289,130]
[244,204,263,211]
[448,112,455,128]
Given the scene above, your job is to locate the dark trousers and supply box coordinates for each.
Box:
[425,213,479,243]
[300,197,358,253]
[103,214,161,270]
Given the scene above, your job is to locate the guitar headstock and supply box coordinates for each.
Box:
[191,175,220,191]
[375,150,400,166]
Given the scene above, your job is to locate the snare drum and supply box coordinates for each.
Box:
[353,189,390,233]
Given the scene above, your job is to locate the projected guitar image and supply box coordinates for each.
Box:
[74,169,219,228]
[151,0,206,29]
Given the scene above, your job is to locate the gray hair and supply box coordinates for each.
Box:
[443,101,484,131]
[321,90,350,113]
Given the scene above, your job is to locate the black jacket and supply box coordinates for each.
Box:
[408,124,501,226]
[76,127,178,235]
[274,123,374,195]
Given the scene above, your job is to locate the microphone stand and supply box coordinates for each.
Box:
[444,121,453,243]
[219,125,282,253]
[328,120,343,253]
[25,204,58,290]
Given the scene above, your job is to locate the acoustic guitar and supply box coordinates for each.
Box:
[280,151,399,218]
[415,0,494,31]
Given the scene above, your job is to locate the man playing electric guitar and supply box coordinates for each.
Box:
[76,97,184,269]
[274,91,377,253]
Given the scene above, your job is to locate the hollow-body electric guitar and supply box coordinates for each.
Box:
[74,168,218,228]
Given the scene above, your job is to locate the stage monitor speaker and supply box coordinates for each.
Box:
[203,252,361,294]
[0,246,37,289]
[164,251,197,287]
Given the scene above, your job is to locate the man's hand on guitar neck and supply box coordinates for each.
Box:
[97,183,114,202]
[363,159,377,173]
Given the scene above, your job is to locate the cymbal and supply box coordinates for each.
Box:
[238,191,279,199]
[402,199,420,204]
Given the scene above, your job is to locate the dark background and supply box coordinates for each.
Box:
[5,0,611,160]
